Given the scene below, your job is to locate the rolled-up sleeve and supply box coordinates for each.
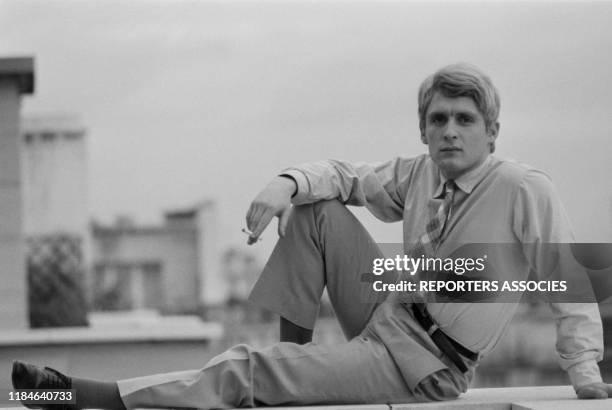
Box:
[513,169,603,390]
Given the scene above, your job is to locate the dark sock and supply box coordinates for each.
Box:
[280,316,313,344]
[72,377,126,410]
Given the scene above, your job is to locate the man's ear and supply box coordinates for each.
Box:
[420,130,428,145]
[488,121,500,140]
[488,122,500,153]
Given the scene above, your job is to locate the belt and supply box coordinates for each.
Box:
[404,303,478,373]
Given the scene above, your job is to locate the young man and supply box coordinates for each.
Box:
[12,63,612,409]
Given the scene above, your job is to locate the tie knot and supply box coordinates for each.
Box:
[444,180,456,197]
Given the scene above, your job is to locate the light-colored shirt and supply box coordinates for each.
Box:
[282,154,603,390]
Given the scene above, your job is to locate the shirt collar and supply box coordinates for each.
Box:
[433,155,493,198]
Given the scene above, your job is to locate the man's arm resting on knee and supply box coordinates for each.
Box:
[245,157,412,244]
[280,158,409,222]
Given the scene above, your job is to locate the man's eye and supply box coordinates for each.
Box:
[458,115,474,124]
[430,115,446,125]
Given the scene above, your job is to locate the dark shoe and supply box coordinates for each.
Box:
[12,361,73,410]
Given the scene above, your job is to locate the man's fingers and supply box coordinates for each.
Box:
[577,385,609,399]
[248,210,274,245]
[278,206,292,237]
[245,205,255,231]
[246,204,266,232]
[246,203,266,231]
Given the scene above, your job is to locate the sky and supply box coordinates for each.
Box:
[1,0,611,262]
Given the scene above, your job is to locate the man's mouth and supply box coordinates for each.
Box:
[439,147,462,152]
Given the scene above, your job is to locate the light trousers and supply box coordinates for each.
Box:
[118,200,468,409]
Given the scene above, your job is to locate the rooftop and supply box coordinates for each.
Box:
[0,57,35,94]
[21,113,86,135]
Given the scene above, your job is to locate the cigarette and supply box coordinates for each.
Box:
[242,228,262,241]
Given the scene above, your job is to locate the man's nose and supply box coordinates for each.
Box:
[443,120,459,140]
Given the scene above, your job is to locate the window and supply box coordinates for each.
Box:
[41,132,55,142]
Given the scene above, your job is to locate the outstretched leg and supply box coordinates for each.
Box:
[117,334,420,409]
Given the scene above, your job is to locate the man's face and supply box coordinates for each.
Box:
[422,92,499,180]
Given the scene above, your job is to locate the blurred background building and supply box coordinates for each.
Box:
[21,113,228,320]
[0,56,33,330]
[90,203,220,315]
[22,114,88,239]
[21,113,89,327]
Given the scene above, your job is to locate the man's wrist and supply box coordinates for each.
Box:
[278,174,298,197]
[567,360,603,392]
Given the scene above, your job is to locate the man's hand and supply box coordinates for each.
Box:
[577,382,612,399]
[245,176,296,245]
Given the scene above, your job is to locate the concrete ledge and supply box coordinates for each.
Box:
[0,322,223,346]
[390,386,578,409]
[225,386,609,410]
[238,406,389,410]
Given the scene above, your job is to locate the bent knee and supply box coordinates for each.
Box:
[293,199,346,214]
[285,199,365,244]
[289,199,352,225]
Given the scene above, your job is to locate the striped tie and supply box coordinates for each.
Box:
[393,180,457,305]
[394,180,457,302]
[408,180,457,259]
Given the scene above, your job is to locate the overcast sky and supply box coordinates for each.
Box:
[1,0,611,261]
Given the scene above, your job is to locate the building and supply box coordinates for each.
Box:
[20,113,225,317]
[21,113,88,239]
[0,56,34,329]
[90,202,222,314]
[21,113,89,327]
